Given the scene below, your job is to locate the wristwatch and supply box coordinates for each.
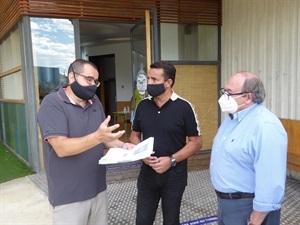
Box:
[169,155,177,167]
[247,219,254,225]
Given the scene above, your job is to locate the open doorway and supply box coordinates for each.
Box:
[89,54,116,118]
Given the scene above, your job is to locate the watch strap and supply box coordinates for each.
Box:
[169,155,177,167]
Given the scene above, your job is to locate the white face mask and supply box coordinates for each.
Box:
[218,94,239,114]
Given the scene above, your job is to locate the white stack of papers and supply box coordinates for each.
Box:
[99,137,154,165]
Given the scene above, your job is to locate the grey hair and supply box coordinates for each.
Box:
[243,77,266,104]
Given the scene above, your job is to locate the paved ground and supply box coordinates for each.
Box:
[0,176,51,224]
[0,169,299,225]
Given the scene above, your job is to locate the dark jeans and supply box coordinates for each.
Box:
[136,162,187,225]
[217,197,281,225]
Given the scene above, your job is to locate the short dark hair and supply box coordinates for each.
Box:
[67,59,98,75]
[150,60,176,87]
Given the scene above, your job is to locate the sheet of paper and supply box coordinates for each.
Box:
[98,137,154,165]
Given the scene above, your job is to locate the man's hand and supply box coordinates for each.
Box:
[95,115,125,143]
[143,155,157,164]
[121,142,135,150]
[147,156,171,174]
[249,210,268,225]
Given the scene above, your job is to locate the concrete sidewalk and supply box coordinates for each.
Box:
[0,176,51,224]
[1,169,299,225]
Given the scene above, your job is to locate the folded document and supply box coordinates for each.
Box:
[98,137,154,165]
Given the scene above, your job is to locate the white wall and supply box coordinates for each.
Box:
[222,0,300,120]
[84,42,133,102]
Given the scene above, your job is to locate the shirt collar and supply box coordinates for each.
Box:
[170,91,179,101]
[148,91,178,101]
[231,103,257,122]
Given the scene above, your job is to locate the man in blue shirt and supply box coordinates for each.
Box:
[210,71,287,225]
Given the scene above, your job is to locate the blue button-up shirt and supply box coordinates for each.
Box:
[210,103,287,212]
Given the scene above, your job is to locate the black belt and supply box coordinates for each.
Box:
[215,190,255,199]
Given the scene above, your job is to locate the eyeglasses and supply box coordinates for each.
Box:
[72,68,100,87]
[219,88,247,100]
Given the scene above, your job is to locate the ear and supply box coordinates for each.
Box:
[165,78,173,88]
[245,93,253,104]
[68,72,75,84]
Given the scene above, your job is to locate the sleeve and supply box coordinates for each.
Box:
[37,95,68,140]
[184,102,201,137]
[253,121,288,212]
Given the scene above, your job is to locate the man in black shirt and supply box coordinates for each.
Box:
[131,60,203,225]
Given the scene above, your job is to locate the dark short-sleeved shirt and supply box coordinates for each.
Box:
[37,87,106,207]
[132,92,201,158]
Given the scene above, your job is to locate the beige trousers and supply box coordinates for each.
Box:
[52,190,108,225]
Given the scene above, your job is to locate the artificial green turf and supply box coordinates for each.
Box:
[0,143,35,183]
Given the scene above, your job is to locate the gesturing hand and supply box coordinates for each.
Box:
[96,115,125,143]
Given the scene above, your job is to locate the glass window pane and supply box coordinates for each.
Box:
[30,18,75,102]
[160,23,218,61]
[0,27,22,71]
[2,71,23,99]
[0,26,23,100]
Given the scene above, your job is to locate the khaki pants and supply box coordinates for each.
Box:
[52,190,108,225]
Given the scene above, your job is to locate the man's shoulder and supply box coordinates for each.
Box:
[40,91,63,105]
[173,95,195,110]
[252,104,284,127]
[138,96,152,105]
[255,104,278,118]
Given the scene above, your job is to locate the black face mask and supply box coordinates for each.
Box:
[147,83,166,97]
[70,80,96,100]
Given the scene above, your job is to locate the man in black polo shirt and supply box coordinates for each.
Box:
[131,60,203,225]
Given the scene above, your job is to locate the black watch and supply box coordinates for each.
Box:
[169,155,177,167]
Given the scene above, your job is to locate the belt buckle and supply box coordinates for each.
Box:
[230,193,242,199]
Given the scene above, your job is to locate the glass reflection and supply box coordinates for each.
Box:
[30,17,75,102]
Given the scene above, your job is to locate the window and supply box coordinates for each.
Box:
[30,17,75,102]
[160,23,218,61]
[0,26,23,100]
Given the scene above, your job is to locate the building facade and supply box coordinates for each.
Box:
[0,0,299,179]
[0,0,221,172]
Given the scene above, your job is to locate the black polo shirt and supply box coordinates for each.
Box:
[132,92,201,157]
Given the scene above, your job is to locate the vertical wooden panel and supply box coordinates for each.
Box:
[280,118,300,172]
[173,65,218,151]
[145,10,151,71]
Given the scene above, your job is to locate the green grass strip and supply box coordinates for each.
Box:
[0,143,35,183]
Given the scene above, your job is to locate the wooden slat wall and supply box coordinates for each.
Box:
[280,118,300,172]
[0,0,222,40]
[0,0,23,40]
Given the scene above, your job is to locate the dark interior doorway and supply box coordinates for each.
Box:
[89,54,116,118]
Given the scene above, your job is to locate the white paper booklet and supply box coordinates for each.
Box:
[98,137,154,165]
